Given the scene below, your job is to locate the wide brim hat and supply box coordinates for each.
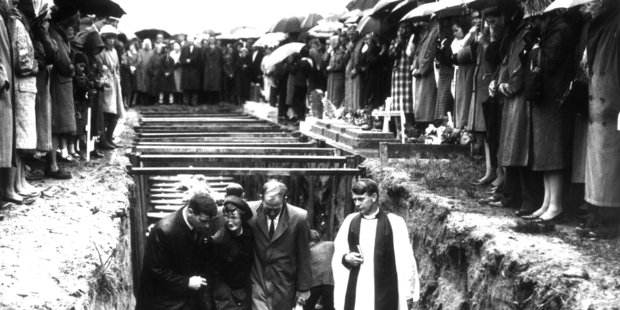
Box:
[100,25,119,37]
[223,196,252,221]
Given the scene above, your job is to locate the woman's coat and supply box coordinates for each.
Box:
[585,1,620,207]
[49,22,76,134]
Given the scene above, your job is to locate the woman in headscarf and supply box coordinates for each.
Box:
[47,8,77,179]
[135,38,153,104]
[523,10,576,223]
[325,35,346,107]
[169,41,182,104]
[234,47,252,105]
[208,196,254,310]
[449,15,476,129]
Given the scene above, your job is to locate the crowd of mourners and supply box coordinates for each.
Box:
[258,0,620,238]
[1,0,618,237]
[0,1,133,205]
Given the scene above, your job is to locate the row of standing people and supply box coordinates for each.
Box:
[0,2,125,206]
[123,34,264,106]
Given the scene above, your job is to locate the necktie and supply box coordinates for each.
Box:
[269,218,275,239]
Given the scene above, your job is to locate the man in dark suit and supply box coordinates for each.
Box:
[180,36,203,106]
[136,191,218,310]
[247,180,312,310]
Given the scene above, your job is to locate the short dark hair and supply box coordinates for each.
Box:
[187,192,218,217]
[351,178,379,196]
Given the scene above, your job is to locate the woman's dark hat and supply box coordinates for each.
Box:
[223,196,252,221]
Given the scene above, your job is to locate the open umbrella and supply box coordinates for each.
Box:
[219,26,265,40]
[135,29,171,41]
[301,13,324,30]
[544,0,593,12]
[387,0,417,22]
[339,9,362,22]
[269,16,302,33]
[347,0,381,11]
[357,15,382,35]
[254,32,287,48]
[434,0,470,18]
[262,42,305,72]
[308,21,344,38]
[400,1,442,22]
[370,0,403,18]
[55,0,125,17]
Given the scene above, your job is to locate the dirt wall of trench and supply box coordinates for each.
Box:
[363,159,620,310]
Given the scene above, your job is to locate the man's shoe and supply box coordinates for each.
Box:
[90,150,104,159]
[45,167,72,179]
[97,139,116,150]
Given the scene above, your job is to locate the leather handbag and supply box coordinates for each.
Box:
[524,45,543,102]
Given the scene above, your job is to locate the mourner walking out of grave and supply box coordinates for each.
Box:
[136,192,217,310]
[248,180,312,310]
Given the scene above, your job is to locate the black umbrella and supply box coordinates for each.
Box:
[346,0,381,11]
[387,0,418,23]
[269,16,302,33]
[54,0,126,18]
[135,29,172,41]
[370,0,403,18]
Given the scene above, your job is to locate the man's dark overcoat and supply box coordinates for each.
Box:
[136,208,209,310]
[247,201,313,310]
[180,43,202,91]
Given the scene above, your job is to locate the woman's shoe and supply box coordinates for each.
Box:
[535,212,564,224]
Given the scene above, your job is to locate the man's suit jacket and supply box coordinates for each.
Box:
[136,208,208,310]
[247,201,313,310]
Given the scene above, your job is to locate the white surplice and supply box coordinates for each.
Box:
[332,212,420,310]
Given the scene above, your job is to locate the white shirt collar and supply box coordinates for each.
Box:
[362,208,380,220]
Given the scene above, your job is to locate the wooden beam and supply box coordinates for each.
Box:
[138,154,348,164]
[134,146,338,155]
[129,167,361,176]
[137,132,296,138]
[134,142,317,148]
[140,117,257,123]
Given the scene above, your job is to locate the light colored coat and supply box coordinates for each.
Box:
[96,49,124,117]
[0,13,13,167]
[11,14,38,150]
[585,3,620,207]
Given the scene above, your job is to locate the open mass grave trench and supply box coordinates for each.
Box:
[123,106,620,310]
[127,106,362,293]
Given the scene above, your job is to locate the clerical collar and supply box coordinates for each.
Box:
[362,208,380,220]
[182,206,194,230]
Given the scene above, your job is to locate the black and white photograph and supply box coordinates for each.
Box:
[0,0,619,309]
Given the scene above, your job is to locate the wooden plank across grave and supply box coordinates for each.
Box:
[133,146,340,155]
[133,141,317,148]
[140,117,257,123]
[136,154,349,164]
[129,167,360,176]
[134,125,283,133]
[136,132,298,138]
